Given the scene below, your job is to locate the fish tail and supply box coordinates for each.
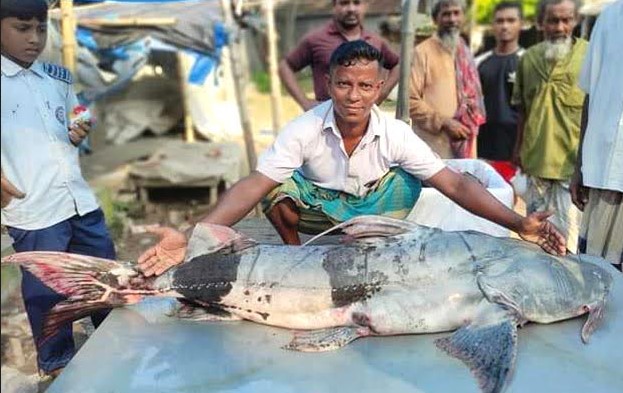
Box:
[2,251,158,343]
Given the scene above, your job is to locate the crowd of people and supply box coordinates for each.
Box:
[1,0,621,385]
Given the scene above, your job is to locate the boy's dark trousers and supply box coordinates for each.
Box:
[7,209,115,373]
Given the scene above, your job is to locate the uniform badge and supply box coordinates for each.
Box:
[55,106,66,126]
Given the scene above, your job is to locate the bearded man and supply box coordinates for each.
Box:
[409,0,485,159]
[511,0,587,253]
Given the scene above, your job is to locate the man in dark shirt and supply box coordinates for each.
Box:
[278,0,399,111]
[475,1,524,183]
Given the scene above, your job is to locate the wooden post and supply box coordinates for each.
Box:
[284,0,300,53]
[265,0,283,135]
[176,52,195,143]
[221,0,257,171]
[220,0,261,216]
[395,0,420,124]
[60,0,77,73]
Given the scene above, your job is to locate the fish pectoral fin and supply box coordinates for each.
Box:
[283,326,370,352]
[168,300,242,322]
[186,223,257,260]
[581,299,607,344]
[435,317,518,393]
[303,215,418,246]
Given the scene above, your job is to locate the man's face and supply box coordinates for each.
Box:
[327,59,383,127]
[492,8,522,44]
[435,4,464,35]
[333,0,367,30]
[0,17,47,66]
[541,0,577,42]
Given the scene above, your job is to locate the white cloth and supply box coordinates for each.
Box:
[257,100,446,197]
[577,0,623,192]
[1,56,99,230]
[525,176,582,253]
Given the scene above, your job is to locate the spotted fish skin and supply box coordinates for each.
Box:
[146,221,611,338]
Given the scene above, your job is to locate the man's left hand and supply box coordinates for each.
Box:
[68,121,91,146]
[518,211,567,256]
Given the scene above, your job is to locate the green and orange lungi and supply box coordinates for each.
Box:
[262,168,422,234]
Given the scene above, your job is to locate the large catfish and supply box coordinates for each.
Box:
[2,216,613,393]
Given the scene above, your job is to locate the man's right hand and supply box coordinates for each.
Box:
[441,119,471,140]
[1,171,25,208]
[511,149,523,171]
[570,169,589,211]
[138,226,188,277]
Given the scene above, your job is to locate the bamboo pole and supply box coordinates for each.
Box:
[221,0,257,169]
[395,0,420,124]
[60,0,77,73]
[176,52,195,143]
[265,0,283,136]
[220,0,261,216]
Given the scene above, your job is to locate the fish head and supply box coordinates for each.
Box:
[573,255,613,303]
[477,254,613,323]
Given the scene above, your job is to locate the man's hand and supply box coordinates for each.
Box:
[1,171,25,208]
[517,211,567,256]
[511,149,523,171]
[68,121,91,146]
[138,226,188,277]
[441,118,471,140]
[570,169,589,211]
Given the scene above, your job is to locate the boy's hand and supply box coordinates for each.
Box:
[1,170,26,208]
[68,121,91,146]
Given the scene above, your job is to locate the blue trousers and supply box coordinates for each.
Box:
[7,209,116,373]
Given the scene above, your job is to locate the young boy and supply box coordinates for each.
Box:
[1,0,115,380]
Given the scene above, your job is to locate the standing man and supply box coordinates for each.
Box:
[1,0,115,380]
[475,1,524,184]
[571,0,623,271]
[409,0,485,159]
[278,0,399,111]
[511,0,586,253]
[137,41,566,277]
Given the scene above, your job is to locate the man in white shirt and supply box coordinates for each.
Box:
[571,0,623,271]
[137,40,567,276]
[1,0,115,379]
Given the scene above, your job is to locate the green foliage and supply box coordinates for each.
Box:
[97,188,138,241]
[475,0,539,24]
[252,71,271,94]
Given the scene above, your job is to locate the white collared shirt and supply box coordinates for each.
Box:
[257,100,445,197]
[1,55,99,230]
[578,0,623,192]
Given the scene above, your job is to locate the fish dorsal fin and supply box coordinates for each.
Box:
[303,215,419,246]
[186,223,257,260]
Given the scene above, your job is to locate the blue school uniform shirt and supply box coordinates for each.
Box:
[1,55,99,230]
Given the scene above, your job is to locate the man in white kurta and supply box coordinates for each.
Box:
[571,0,623,270]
